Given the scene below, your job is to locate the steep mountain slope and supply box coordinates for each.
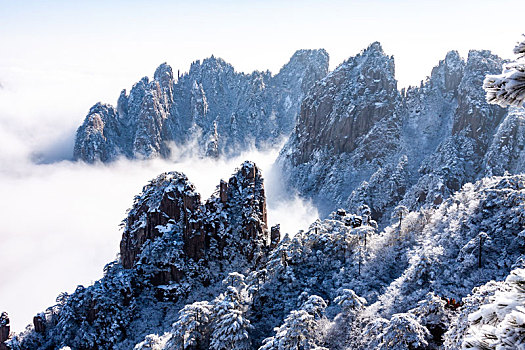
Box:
[249,175,525,349]
[277,43,519,225]
[5,173,525,350]
[74,50,329,162]
[11,161,274,349]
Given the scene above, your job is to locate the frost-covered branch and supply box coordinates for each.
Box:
[484,35,525,107]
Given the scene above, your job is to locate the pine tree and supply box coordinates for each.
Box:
[377,313,430,350]
[484,35,525,107]
[326,289,367,349]
[391,205,409,234]
[209,273,252,350]
[259,295,328,350]
[168,301,213,349]
[134,334,170,350]
[334,289,367,316]
[209,308,251,350]
[409,292,451,348]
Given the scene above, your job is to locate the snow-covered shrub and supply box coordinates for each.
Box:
[134,334,170,350]
[463,268,525,349]
[168,301,213,349]
[377,313,430,350]
[260,295,328,350]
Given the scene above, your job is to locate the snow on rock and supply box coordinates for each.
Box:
[277,43,514,226]
[13,161,271,349]
[74,50,329,163]
[11,173,525,349]
[12,41,525,350]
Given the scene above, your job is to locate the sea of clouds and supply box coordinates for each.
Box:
[0,70,318,332]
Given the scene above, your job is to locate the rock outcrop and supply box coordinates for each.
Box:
[120,161,269,275]
[33,314,45,334]
[119,171,201,269]
[290,42,399,165]
[15,161,274,349]
[278,43,517,225]
[74,50,329,162]
[0,312,9,350]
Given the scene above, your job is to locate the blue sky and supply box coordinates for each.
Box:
[2,0,523,89]
[2,0,523,141]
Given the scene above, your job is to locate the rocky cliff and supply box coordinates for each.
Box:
[0,313,9,350]
[10,42,525,350]
[12,170,525,349]
[14,161,276,349]
[277,42,519,225]
[74,50,329,162]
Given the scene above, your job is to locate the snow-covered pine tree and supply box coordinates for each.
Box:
[259,295,328,350]
[463,268,525,350]
[209,274,252,350]
[134,334,170,350]
[361,317,390,349]
[334,289,367,315]
[167,301,213,349]
[209,308,252,350]
[484,35,525,107]
[326,289,367,349]
[391,205,409,234]
[409,292,451,348]
[377,313,430,350]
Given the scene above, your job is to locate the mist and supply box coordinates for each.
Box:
[0,122,318,333]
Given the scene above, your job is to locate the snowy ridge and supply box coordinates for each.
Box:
[6,41,525,349]
[10,161,272,349]
[74,50,329,162]
[277,43,519,227]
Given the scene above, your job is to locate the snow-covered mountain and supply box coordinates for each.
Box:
[4,41,525,349]
[277,43,523,227]
[6,167,525,349]
[74,50,329,162]
[10,161,275,349]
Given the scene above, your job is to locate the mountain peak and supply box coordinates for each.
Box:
[289,48,329,63]
[445,50,462,63]
[365,41,384,54]
[153,62,173,82]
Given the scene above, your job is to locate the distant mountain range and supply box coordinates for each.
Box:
[278,43,524,226]
[74,50,328,162]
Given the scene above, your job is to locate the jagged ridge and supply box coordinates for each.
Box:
[278,42,517,226]
[74,50,329,162]
[12,161,277,349]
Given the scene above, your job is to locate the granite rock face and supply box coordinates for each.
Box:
[120,161,270,275]
[291,42,399,165]
[277,43,518,225]
[16,162,273,349]
[0,313,9,343]
[74,50,329,162]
